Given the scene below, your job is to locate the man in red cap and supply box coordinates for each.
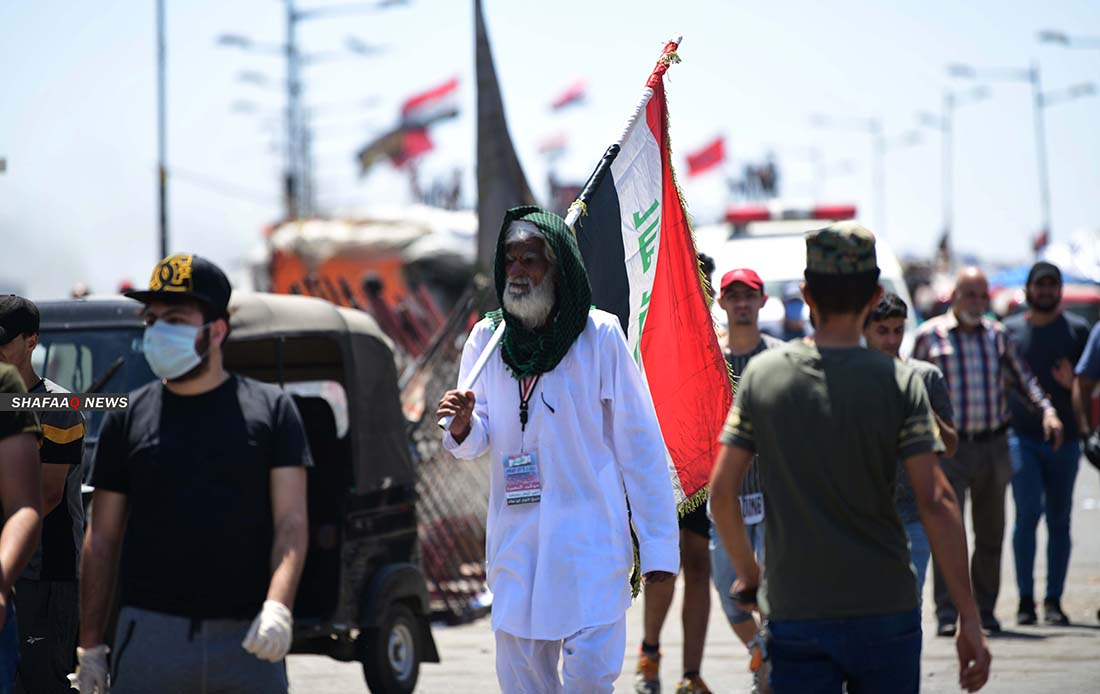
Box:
[712,268,782,692]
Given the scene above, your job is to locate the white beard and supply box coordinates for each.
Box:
[503,275,556,330]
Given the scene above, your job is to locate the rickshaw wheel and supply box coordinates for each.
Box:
[362,602,420,693]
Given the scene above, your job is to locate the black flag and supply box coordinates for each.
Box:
[475,0,535,275]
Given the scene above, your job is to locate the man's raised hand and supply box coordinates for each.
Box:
[438,390,476,442]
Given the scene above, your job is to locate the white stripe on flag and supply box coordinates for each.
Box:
[608,89,686,507]
[609,88,662,365]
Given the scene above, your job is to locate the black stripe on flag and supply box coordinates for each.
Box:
[576,173,630,336]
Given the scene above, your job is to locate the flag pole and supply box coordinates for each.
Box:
[439,37,683,431]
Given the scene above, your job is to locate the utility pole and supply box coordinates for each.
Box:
[948,62,1094,247]
[870,118,884,236]
[219,0,402,221]
[1030,61,1052,243]
[940,92,953,249]
[917,86,988,266]
[285,0,301,220]
[156,0,169,258]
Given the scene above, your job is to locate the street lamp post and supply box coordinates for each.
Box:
[917,86,989,263]
[1039,30,1100,50]
[218,0,402,221]
[809,115,920,236]
[871,118,884,236]
[285,0,302,219]
[949,62,1095,245]
[156,0,169,259]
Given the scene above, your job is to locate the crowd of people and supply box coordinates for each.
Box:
[0,205,1096,693]
[440,206,1097,693]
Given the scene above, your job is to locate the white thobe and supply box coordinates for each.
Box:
[444,310,680,640]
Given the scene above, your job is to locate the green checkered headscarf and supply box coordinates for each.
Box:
[487,206,592,380]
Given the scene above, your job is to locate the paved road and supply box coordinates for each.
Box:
[289,464,1100,692]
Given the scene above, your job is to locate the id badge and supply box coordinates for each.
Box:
[739,493,764,525]
[503,451,541,505]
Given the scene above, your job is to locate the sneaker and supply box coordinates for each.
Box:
[936,619,957,637]
[1018,597,1037,625]
[980,614,1002,634]
[1043,599,1070,626]
[634,651,661,694]
[751,658,772,694]
[748,632,770,694]
[674,675,712,694]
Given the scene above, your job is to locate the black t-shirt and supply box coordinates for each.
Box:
[1004,312,1090,440]
[90,374,313,619]
[23,377,85,582]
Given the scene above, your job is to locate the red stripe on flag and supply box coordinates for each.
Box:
[639,80,733,501]
[401,77,459,117]
[550,80,587,110]
[686,136,724,177]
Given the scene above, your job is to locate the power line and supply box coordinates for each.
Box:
[169,167,279,207]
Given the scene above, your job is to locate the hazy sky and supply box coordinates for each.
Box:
[2,0,1099,298]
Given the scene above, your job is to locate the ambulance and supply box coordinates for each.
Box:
[694,203,920,356]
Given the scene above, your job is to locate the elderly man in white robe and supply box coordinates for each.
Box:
[438,206,680,693]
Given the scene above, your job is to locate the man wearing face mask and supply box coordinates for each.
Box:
[74,254,311,694]
[436,207,679,694]
[913,266,1062,637]
[763,282,811,343]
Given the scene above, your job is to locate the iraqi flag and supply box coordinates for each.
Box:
[401,77,460,128]
[574,39,731,509]
[550,79,587,110]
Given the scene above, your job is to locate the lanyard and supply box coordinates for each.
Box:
[517,374,541,432]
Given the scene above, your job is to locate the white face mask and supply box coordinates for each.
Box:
[142,322,206,380]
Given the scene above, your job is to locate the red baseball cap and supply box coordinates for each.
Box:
[720,268,764,293]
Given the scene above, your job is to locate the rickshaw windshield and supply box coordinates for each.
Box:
[32,327,157,438]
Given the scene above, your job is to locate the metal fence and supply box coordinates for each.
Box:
[403,282,493,623]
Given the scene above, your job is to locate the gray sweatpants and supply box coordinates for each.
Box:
[110,606,288,694]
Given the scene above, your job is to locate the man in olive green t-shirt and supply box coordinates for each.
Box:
[709,223,991,694]
[0,361,44,691]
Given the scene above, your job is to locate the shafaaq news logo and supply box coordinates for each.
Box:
[0,393,129,412]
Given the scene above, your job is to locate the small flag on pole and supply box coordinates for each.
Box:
[550,79,588,110]
[401,77,460,128]
[685,136,725,177]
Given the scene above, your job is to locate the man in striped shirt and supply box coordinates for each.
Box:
[912,266,1063,637]
[710,268,782,693]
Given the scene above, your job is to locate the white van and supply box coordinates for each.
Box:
[695,206,919,356]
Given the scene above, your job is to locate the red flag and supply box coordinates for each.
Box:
[1033,229,1049,253]
[390,128,433,168]
[550,80,587,110]
[685,136,725,177]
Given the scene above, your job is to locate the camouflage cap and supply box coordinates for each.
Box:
[805,221,878,275]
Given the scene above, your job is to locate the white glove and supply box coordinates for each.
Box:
[242,600,293,662]
[70,644,110,692]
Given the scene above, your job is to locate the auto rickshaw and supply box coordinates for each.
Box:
[36,292,439,694]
